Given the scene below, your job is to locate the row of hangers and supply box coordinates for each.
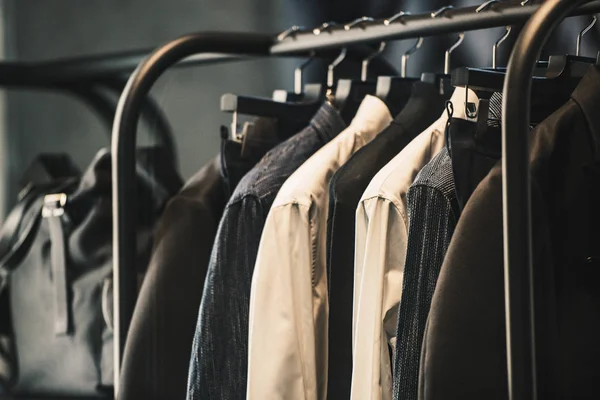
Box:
[222,0,600,143]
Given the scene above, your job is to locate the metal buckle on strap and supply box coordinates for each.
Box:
[42,193,67,218]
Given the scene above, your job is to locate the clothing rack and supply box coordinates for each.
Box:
[111,0,600,398]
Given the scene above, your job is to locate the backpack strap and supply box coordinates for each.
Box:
[0,189,45,291]
[42,194,70,335]
[0,180,76,294]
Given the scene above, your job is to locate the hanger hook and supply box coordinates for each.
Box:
[576,15,597,56]
[401,37,424,78]
[278,25,312,94]
[361,42,387,82]
[383,11,411,26]
[327,48,348,90]
[340,17,378,82]
[294,53,315,95]
[277,25,305,41]
[475,0,500,13]
[444,33,465,74]
[431,5,454,18]
[430,6,462,74]
[343,16,374,31]
[474,1,508,69]
[493,26,512,69]
[521,0,531,5]
[312,22,345,93]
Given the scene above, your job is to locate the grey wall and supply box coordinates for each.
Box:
[6,0,322,212]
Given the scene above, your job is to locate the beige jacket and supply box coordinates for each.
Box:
[351,88,479,400]
[247,96,392,400]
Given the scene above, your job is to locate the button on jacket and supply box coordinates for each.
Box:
[186,104,345,400]
[393,147,458,400]
[247,95,392,400]
[120,117,305,400]
[420,66,600,399]
[352,88,478,400]
[325,82,447,399]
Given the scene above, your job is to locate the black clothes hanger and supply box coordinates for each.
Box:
[220,26,325,141]
[453,23,595,136]
[448,13,598,209]
[413,7,464,98]
[375,13,420,117]
[220,71,321,140]
[419,32,465,98]
[220,93,320,123]
[273,83,324,103]
[451,55,595,127]
[327,18,383,124]
[270,43,324,103]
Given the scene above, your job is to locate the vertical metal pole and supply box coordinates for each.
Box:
[502,0,591,398]
[110,32,273,396]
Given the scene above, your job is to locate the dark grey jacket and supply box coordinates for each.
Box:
[187,103,345,400]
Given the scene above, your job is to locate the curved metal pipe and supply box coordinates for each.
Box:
[103,78,178,166]
[502,0,592,398]
[68,85,118,131]
[68,81,178,166]
[110,32,274,395]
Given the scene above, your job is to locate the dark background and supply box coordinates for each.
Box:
[2,0,598,216]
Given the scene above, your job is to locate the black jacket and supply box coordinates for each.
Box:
[420,66,600,399]
[325,82,447,399]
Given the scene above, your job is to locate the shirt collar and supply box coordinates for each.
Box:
[309,102,347,142]
[428,87,479,135]
[346,95,393,134]
[571,65,600,156]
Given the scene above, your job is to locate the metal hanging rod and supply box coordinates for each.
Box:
[0,52,249,87]
[0,47,394,88]
[271,0,600,54]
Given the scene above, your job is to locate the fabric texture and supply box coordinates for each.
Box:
[351,88,478,400]
[325,82,447,399]
[247,95,392,400]
[186,103,345,400]
[120,116,306,400]
[420,66,600,399]
[392,147,458,400]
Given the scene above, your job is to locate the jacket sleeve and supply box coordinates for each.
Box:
[187,196,265,400]
[394,185,456,400]
[119,196,219,400]
[353,196,408,400]
[247,202,319,400]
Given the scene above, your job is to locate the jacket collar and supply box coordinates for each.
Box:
[571,65,600,157]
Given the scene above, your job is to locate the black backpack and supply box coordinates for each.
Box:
[0,147,182,397]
